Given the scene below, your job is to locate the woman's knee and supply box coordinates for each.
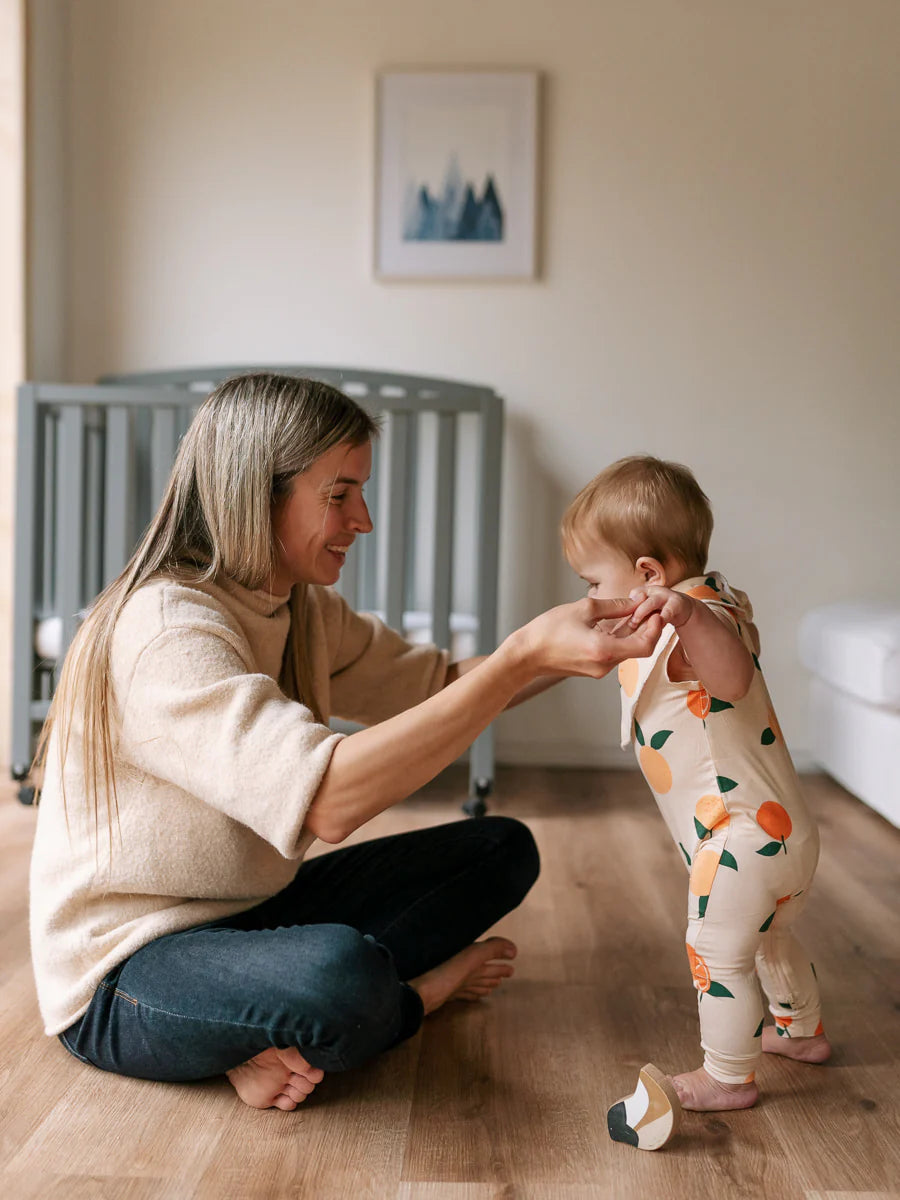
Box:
[281,925,416,1069]
[479,816,540,902]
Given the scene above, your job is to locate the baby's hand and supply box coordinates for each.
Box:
[627,586,695,630]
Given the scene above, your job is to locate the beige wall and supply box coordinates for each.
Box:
[1,0,24,774]
[27,0,900,768]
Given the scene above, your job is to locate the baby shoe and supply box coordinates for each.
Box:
[607,1063,682,1150]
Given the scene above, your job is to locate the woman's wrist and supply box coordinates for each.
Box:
[494,627,538,690]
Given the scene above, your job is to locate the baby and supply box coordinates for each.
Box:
[561,455,831,1124]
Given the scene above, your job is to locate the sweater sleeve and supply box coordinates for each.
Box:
[118,625,342,859]
[316,588,450,727]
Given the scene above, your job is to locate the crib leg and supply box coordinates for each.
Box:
[11,763,36,805]
[463,777,492,818]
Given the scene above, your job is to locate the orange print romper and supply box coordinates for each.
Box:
[619,573,824,1084]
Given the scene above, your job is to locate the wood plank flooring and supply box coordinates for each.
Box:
[1,768,898,1199]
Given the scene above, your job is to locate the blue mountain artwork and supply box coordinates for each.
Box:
[403,153,504,242]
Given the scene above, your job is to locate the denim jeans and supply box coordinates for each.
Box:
[60,816,539,1082]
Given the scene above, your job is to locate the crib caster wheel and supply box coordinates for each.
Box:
[463,778,492,818]
[17,785,36,806]
[11,763,29,781]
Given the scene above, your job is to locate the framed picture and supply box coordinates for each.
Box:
[375,69,540,280]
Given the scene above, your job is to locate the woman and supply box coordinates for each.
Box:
[30,373,662,1111]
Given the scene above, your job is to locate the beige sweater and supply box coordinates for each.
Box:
[29,577,448,1035]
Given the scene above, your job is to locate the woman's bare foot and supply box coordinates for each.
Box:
[761,1026,832,1063]
[226,1046,325,1111]
[409,936,517,1015]
[671,1067,759,1111]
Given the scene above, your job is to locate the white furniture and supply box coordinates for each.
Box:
[798,602,900,828]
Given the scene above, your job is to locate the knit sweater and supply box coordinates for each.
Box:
[29,577,449,1035]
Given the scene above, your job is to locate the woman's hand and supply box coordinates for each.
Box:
[505,596,665,681]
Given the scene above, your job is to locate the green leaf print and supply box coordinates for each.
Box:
[634,720,645,747]
[758,911,776,932]
[717,776,738,793]
[704,576,720,591]
[752,653,761,671]
[753,1020,764,1038]
[698,895,709,919]
[679,842,691,867]
[707,982,735,998]
[694,817,709,840]
[719,850,738,871]
[761,727,776,746]
[757,841,783,857]
[650,730,673,750]
[709,698,734,713]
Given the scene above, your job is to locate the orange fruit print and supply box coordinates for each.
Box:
[687,945,711,992]
[685,585,719,600]
[687,687,711,718]
[619,659,639,697]
[685,944,735,998]
[756,801,792,855]
[634,721,673,793]
[695,794,730,839]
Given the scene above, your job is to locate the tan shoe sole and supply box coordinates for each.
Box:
[607,1063,682,1151]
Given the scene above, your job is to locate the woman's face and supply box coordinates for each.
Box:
[270,439,373,591]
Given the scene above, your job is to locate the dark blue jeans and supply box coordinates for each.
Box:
[60,816,539,1082]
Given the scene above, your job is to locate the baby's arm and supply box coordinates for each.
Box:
[626,586,755,701]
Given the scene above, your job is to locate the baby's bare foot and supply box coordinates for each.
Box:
[671,1067,758,1111]
[761,1026,832,1063]
[410,936,517,1015]
[226,1046,324,1111]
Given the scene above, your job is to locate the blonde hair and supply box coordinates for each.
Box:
[34,372,380,840]
[561,455,713,575]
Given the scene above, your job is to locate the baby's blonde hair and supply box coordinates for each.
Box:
[561,455,713,576]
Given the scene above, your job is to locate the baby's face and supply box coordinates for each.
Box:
[567,539,645,602]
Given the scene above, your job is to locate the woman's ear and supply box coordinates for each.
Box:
[635,556,668,586]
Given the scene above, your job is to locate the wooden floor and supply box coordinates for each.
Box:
[1,768,898,1200]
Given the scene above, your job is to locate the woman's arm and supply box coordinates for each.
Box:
[304,597,663,843]
[626,586,754,701]
[444,658,563,710]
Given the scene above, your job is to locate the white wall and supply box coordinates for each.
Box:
[31,0,900,768]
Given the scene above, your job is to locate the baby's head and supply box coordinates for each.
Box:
[561,455,713,600]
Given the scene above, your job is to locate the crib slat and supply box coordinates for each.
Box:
[338,536,360,610]
[11,388,39,775]
[430,412,456,653]
[358,438,380,611]
[56,406,86,664]
[150,407,177,511]
[384,412,410,632]
[84,421,105,600]
[474,399,503,656]
[469,396,503,800]
[40,411,56,615]
[103,407,133,585]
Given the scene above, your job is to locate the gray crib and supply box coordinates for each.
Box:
[12,367,503,814]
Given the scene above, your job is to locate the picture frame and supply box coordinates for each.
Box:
[375,69,540,281]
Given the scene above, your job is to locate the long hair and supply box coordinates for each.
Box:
[34,372,380,839]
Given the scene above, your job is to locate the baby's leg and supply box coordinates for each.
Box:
[755,893,831,1062]
[676,917,764,1110]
